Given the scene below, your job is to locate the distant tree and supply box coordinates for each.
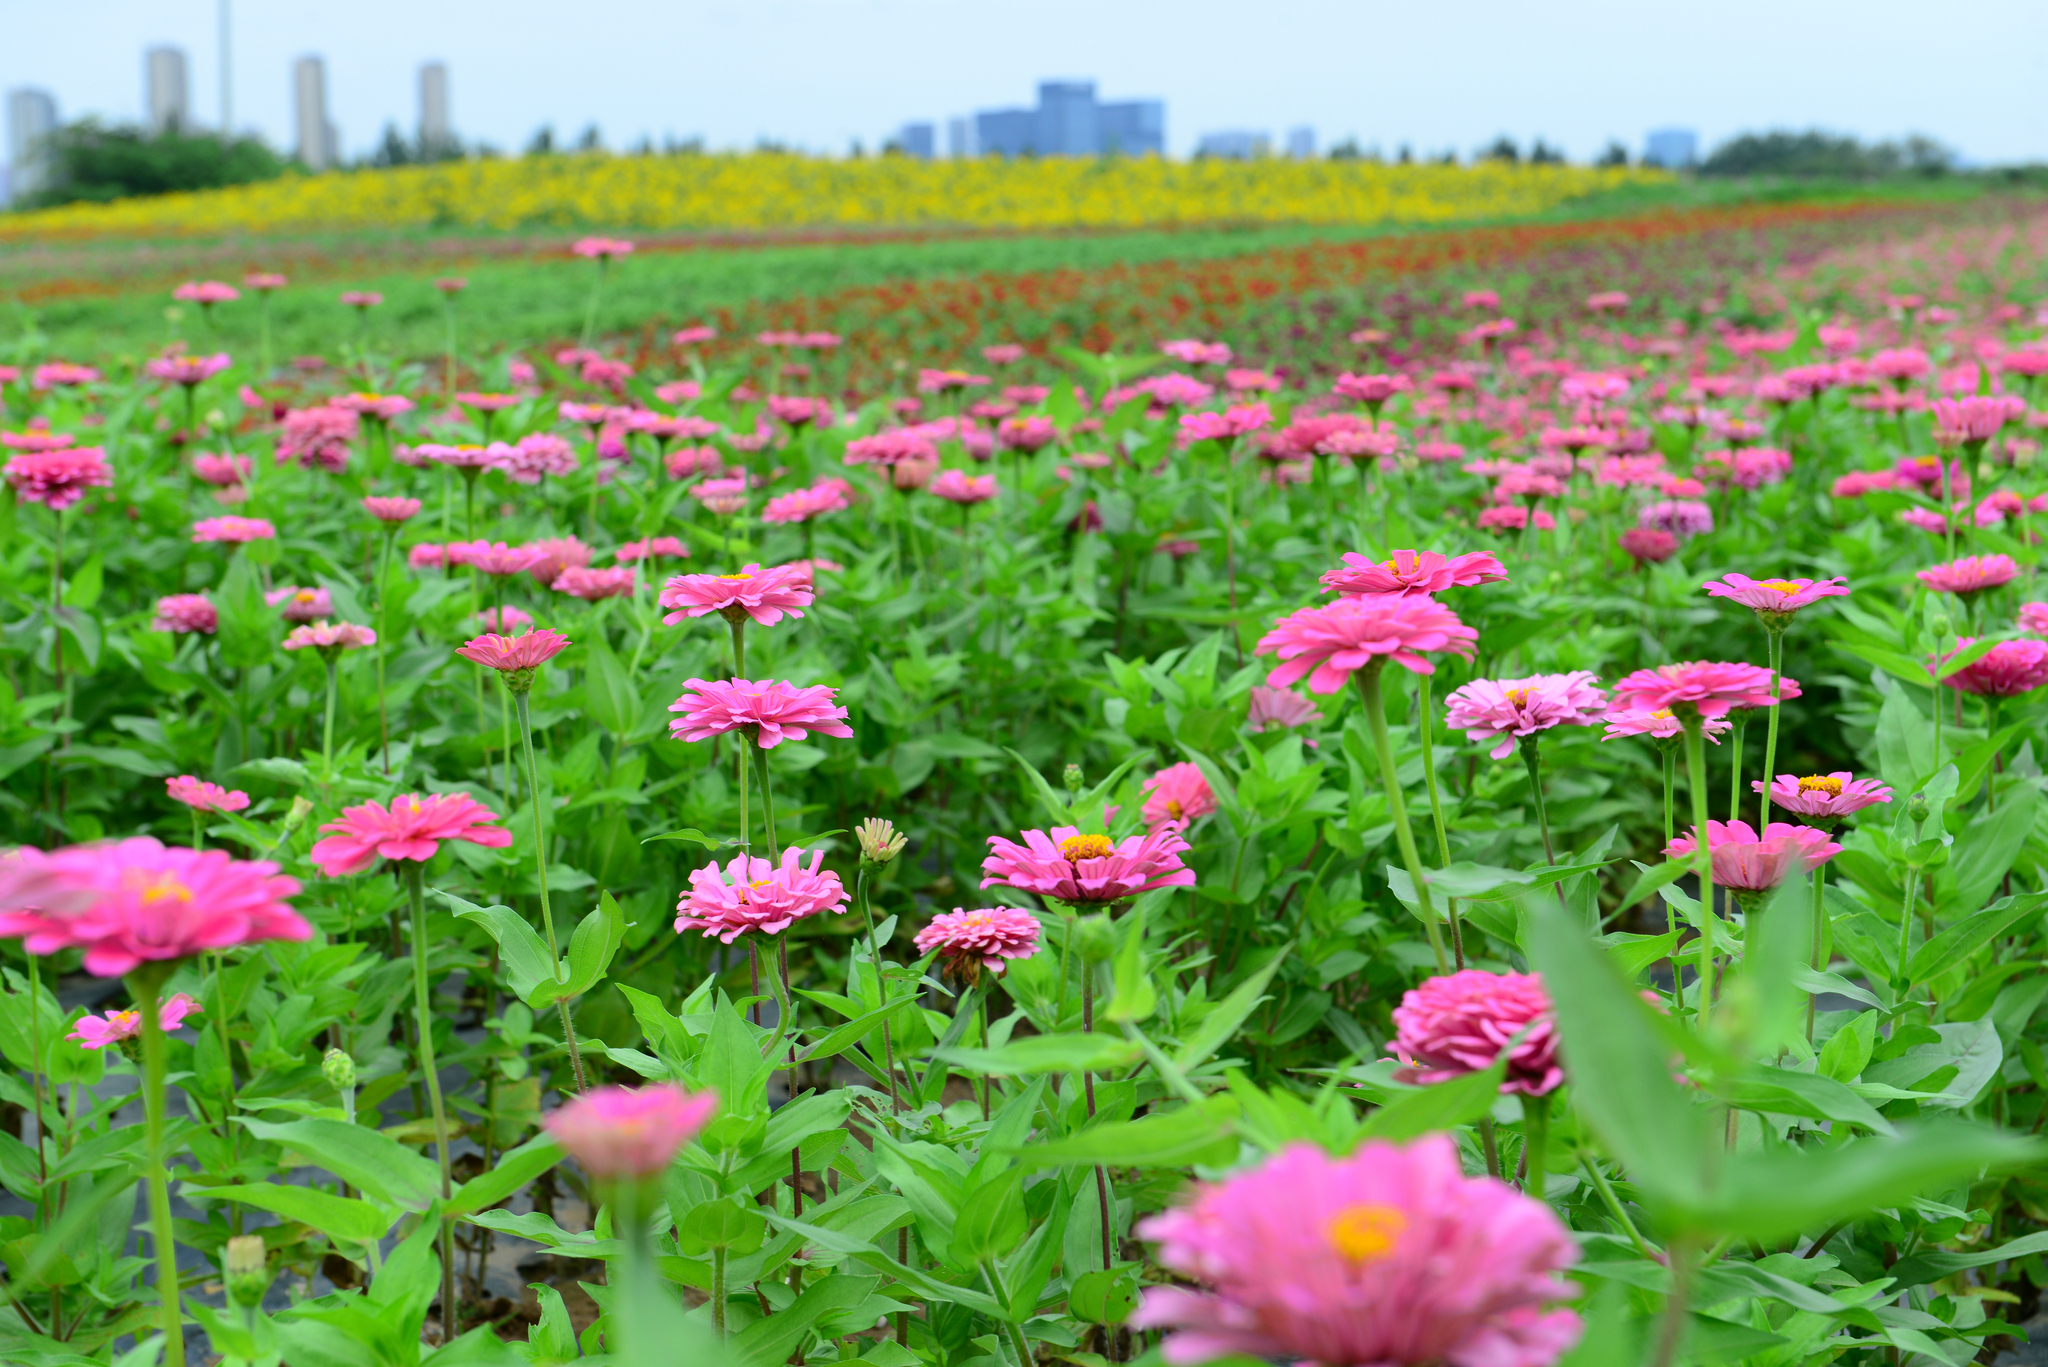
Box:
[1596,141,1630,167]
[1528,138,1564,164]
[1434,148,1461,166]
[1396,144,1413,164]
[525,125,556,156]
[1700,128,1955,178]
[16,118,283,208]
[1480,135,1519,164]
[1327,137,1363,161]
[848,139,866,159]
[370,123,414,168]
[575,125,603,152]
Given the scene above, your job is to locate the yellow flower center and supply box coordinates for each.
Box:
[294,590,317,603]
[353,392,382,402]
[106,1009,140,1031]
[1166,800,1183,819]
[127,869,193,904]
[1060,834,1115,862]
[716,573,754,581]
[1504,687,1530,708]
[1326,1203,1407,1263]
[1798,775,1844,795]
[1648,708,1675,721]
[1757,580,1803,595]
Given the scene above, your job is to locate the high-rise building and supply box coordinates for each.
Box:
[1286,126,1316,159]
[975,108,1037,158]
[5,87,59,204]
[146,45,189,134]
[1197,130,1270,160]
[419,61,450,157]
[1644,127,1697,169]
[946,116,974,158]
[898,122,935,158]
[958,81,1164,158]
[294,56,337,170]
[1098,100,1164,156]
[1035,81,1098,157]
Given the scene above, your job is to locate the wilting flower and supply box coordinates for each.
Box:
[309,793,512,876]
[1756,772,1893,823]
[1443,673,1607,760]
[1131,1136,1580,1367]
[542,1084,717,1179]
[69,993,204,1049]
[282,622,376,653]
[1257,598,1478,693]
[152,594,218,634]
[981,826,1195,905]
[1935,638,2048,697]
[1918,555,2019,597]
[1609,661,1786,719]
[4,447,112,509]
[1666,821,1840,892]
[914,906,1044,978]
[675,847,849,941]
[192,516,276,544]
[1247,684,1323,732]
[667,678,853,748]
[659,562,813,626]
[1703,573,1850,628]
[1140,762,1217,831]
[166,776,250,813]
[0,839,307,976]
[1392,970,1560,1095]
[1322,549,1509,598]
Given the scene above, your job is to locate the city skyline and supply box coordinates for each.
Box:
[1,0,2042,168]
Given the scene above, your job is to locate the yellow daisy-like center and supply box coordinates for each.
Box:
[1326,1203,1407,1263]
[294,590,318,604]
[352,392,383,402]
[1757,580,1803,595]
[105,1009,140,1031]
[1798,775,1844,795]
[1504,686,1531,708]
[716,573,754,582]
[127,869,193,904]
[1165,799,1184,819]
[1060,834,1115,862]
[1648,708,1675,721]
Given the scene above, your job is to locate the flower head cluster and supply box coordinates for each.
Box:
[493,433,579,484]
[676,847,849,941]
[981,826,1195,905]
[362,496,422,523]
[1443,672,1607,760]
[667,678,853,748]
[1392,970,1561,1095]
[1247,684,1323,732]
[1257,597,1477,693]
[310,793,512,876]
[267,585,333,623]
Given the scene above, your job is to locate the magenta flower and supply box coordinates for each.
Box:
[659,562,813,627]
[1756,772,1893,822]
[1667,821,1840,892]
[1477,506,1555,533]
[453,541,544,578]
[1609,661,1787,720]
[1246,684,1323,732]
[275,404,360,471]
[1392,970,1561,1096]
[174,280,240,305]
[152,594,218,634]
[617,536,690,564]
[762,479,852,524]
[571,237,636,260]
[457,629,571,674]
[4,447,112,510]
[981,826,1195,906]
[2,430,76,454]
[1601,708,1731,744]
[543,1084,716,1180]
[1703,573,1851,628]
[267,586,333,623]
[2020,603,2048,636]
[1443,672,1607,760]
[1322,549,1509,598]
[32,362,101,389]
[166,776,250,813]
[1620,528,1677,564]
[362,495,423,523]
[1131,1137,1580,1367]
[1140,762,1217,831]
[69,993,203,1050]
[667,678,853,748]
[192,515,276,544]
[1936,638,2048,697]
[675,847,850,942]
[673,325,718,347]
[913,907,1044,977]
[1162,338,1233,366]
[282,622,376,653]
[997,415,1059,452]
[476,606,533,632]
[1332,372,1413,406]
[1256,597,1478,693]
[1918,555,2020,596]
[493,433,580,484]
[1932,395,2024,444]
[0,839,307,976]
[554,566,636,600]
[845,429,940,468]
[310,793,513,876]
[931,469,999,504]
[144,353,232,387]
[418,442,496,470]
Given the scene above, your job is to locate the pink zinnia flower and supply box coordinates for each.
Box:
[914,906,1043,977]
[32,363,100,389]
[1610,661,1786,719]
[1620,528,1677,564]
[174,280,240,305]
[409,544,449,570]
[1601,708,1732,744]
[456,541,543,577]
[617,536,690,564]
[542,1083,717,1179]
[1936,638,2048,697]
[267,586,333,623]
[1918,555,2019,596]
[0,839,307,976]
[1322,549,1508,599]
[1247,684,1323,732]
[672,325,718,347]
[1162,339,1233,366]
[419,442,496,470]
[1587,289,1629,311]
[145,353,232,387]
[1131,1137,1580,1367]
[1332,372,1413,406]
[457,629,571,674]
[571,237,635,260]
[1477,506,1556,533]
[309,793,513,876]
[69,993,204,1049]
[282,622,377,653]
[1702,573,1850,626]
[244,272,287,292]
[981,826,1195,905]
[152,594,218,634]
[554,566,636,600]
[494,433,579,484]
[845,429,939,468]
[523,537,593,587]
[1140,762,1217,831]
[1932,395,2024,445]
[2020,602,2048,636]
[1665,820,1840,892]
[362,495,422,523]
[675,847,849,942]
[1756,772,1893,822]
[1392,970,1561,1095]
[166,776,250,813]
[1443,672,1607,760]
[931,469,999,504]
[456,391,519,412]
[997,415,1059,452]
[667,678,853,748]
[339,291,383,308]
[983,343,1025,365]
[191,453,251,487]
[1637,500,1714,538]
[2,429,76,453]
[1257,597,1477,693]
[5,446,112,510]
[659,562,812,627]
[329,392,414,422]
[761,479,852,524]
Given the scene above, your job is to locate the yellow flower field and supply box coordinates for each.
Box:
[0,151,1663,240]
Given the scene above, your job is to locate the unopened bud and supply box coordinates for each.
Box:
[1927,612,1953,639]
[1062,764,1085,798]
[224,1234,272,1309]
[1907,792,1931,824]
[279,796,315,836]
[856,817,907,865]
[322,1047,355,1092]
[1072,914,1116,965]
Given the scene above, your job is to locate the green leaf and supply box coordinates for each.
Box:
[1013,1096,1238,1168]
[948,1170,1028,1268]
[731,1274,878,1365]
[1068,1268,1140,1326]
[561,891,627,999]
[1604,930,1684,982]
[1358,1054,1509,1142]
[236,1117,441,1211]
[677,1199,767,1254]
[640,827,726,848]
[1889,1228,2048,1289]
[933,1032,1142,1076]
[444,891,564,1005]
[1001,746,1076,827]
[1945,795,2043,918]
[1174,944,1292,1070]
[1906,892,2048,985]
[1615,860,1688,913]
[1712,1067,1895,1136]
[582,634,639,738]
[205,1183,392,1245]
[61,553,103,611]
[449,1134,561,1217]
[1817,1010,1878,1082]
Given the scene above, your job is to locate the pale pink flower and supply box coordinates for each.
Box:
[267,586,333,623]
[457,630,571,673]
[523,537,593,587]
[1443,672,1607,760]
[309,793,512,876]
[145,353,232,387]
[275,404,358,471]
[243,272,287,292]
[1601,708,1731,744]
[659,562,812,626]
[543,1084,717,1179]
[845,429,939,468]
[494,433,579,484]
[1610,661,1787,719]
[1332,372,1413,406]
[69,993,204,1049]
[1141,762,1217,831]
[1702,573,1850,625]
[1247,684,1322,732]
[1919,555,2019,596]
[617,537,690,564]
[193,452,254,487]
[4,447,112,509]
[282,622,376,653]
[982,343,1025,365]
[330,392,415,421]
[456,391,519,412]
[417,442,496,470]
[167,776,250,813]
[1586,289,1629,312]
[409,544,449,570]
[997,415,1059,452]
[1478,506,1556,533]
[363,495,422,523]
[339,291,382,308]
[554,566,636,600]
[665,445,725,479]
[1936,638,2048,697]
[2020,602,2048,636]
[152,594,218,634]
[762,479,852,524]
[453,541,542,577]
[667,678,852,748]
[930,469,999,504]
[914,907,1043,976]
[981,826,1195,905]
[768,394,833,428]
[690,476,749,513]
[676,847,849,942]
[174,281,240,305]
[473,607,531,633]
[1637,500,1714,538]
[32,362,100,389]
[1,430,76,453]
[672,325,718,347]
[0,839,307,976]
[1177,403,1272,447]
[1831,470,1899,498]
[1132,1136,1580,1367]
[571,237,636,260]
[1392,970,1560,1095]
[1665,820,1840,891]
[1162,339,1233,366]
[1322,549,1508,598]
[1257,597,1478,693]
[1756,772,1893,821]
[917,368,992,394]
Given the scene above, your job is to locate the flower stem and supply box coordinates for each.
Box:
[1081,969,1114,1272]
[1522,1091,1551,1202]
[853,867,904,1116]
[404,864,457,1346]
[1808,862,1828,1043]
[376,529,394,773]
[1356,664,1448,974]
[132,967,186,1367]
[1681,714,1716,1025]
[1755,631,1785,831]
[1415,669,1463,967]
[1520,739,1557,866]
[515,690,585,1092]
[320,657,338,780]
[1651,1237,1693,1367]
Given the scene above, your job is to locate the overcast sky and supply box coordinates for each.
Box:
[5,0,2045,165]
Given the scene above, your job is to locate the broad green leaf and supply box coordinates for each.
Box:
[205,1183,392,1245]
[1818,1011,1879,1082]
[948,1170,1027,1268]
[561,891,627,999]
[444,891,564,1005]
[934,1032,1142,1075]
[237,1117,441,1211]
[1358,1054,1509,1142]
[1012,1096,1238,1168]
[1889,1228,2048,1289]
[731,1274,877,1365]
[1908,892,2048,985]
[1712,1067,1895,1136]
[1614,860,1688,914]
[581,634,639,737]
[449,1134,561,1216]
[1174,943,1292,1070]
[640,827,726,847]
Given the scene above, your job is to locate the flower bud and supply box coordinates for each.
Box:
[1927,612,1953,639]
[1072,914,1117,964]
[224,1234,272,1309]
[1907,792,1931,824]
[322,1047,355,1092]
[856,817,907,865]
[1062,763,1085,798]
[279,795,315,836]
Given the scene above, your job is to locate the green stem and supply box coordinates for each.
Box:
[1651,1237,1693,1367]
[1581,1151,1658,1260]
[376,529,394,773]
[1681,714,1716,1025]
[711,1244,728,1339]
[1416,669,1463,968]
[1807,862,1828,1044]
[981,1260,1035,1367]
[515,690,586,1092]
[1520,739,1557,866]
[320,657,338,780]
[403,865,457,1346]
[1757,631,1784,832]
[853,867,904,1116]
[1896,864,1921,990]
[1522,1091,1551,1202]
[1356,664,1448,974]
[1724,714,1744,824]
[133,968,186,1367]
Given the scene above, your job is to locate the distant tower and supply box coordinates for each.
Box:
[1286,126,1316,159]
[146,46,189,134]
[5,87,59,203]
[419,62,450,158]
[946,116,975,158]
[294,56,335,170]
[1643,128,1698,169]
[898,122,935,158]
[1035,80,1099,156]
